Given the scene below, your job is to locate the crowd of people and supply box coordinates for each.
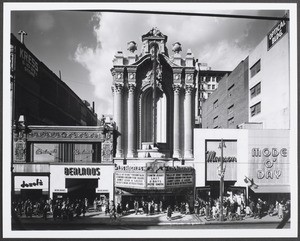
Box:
[12,195,291,222]
[12,197,89,220]
[193,195,291,221]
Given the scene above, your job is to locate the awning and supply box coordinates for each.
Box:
[250,185,290,193]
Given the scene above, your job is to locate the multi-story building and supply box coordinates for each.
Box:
[194,63,231,128]
[202,17,289,130]
[10,34,98,127]
[202,58,249,129]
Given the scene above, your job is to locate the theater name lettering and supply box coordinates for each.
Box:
[252,147,288,180]
[19,48,39,77]
[36,148,93,155]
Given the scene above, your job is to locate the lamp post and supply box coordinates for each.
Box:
[218,139,226,221]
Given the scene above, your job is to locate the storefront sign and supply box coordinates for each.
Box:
[54,188,67,193]
[166,173,193,187]
[15,176,48,191]
[146,173,165,188]
[64,167,100,176]
[268,19,287,50]
[115,172,146,188]
[19,47,39,77]
[251,147,288,180]
[206,140,237,181]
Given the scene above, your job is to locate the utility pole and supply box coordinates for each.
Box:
[219,139,226,221]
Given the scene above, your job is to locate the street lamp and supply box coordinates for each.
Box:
[218,139,226,221]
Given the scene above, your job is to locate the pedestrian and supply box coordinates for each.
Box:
[194,200,200,215]
[205,202,210,220]
[43,201,49,220]
[185,202,190,215]
[109,201,117,221]
[125,202,129,214]
[167,205,172,220]
[116,203,122,217]
[278,201,284,219]
[134,200,139,215]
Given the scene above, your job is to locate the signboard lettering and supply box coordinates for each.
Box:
[252,147,287,180]
[15,176,48,191]
[268,19,287,49]
[166,173,193,187]
[115,172,146,188]
[19,48,39,77]
[64,167,100,176]
[146,173,165,187]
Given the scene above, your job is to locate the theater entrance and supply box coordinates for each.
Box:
[66,178,98,204]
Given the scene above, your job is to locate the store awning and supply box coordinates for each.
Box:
[250,185,290,193]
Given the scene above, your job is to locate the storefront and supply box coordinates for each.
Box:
[194,128,290,204]
[247,129,290,203]
[50,164,115,205]
[14,175,49,202]
[114,161,195,209]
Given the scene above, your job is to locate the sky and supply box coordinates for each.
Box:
[10,8,286,117]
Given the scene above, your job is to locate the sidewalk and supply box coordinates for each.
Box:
[15,210,287,226]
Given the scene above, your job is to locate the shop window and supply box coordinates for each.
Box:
[250,82,261,98]
[250,59,261,78]
[250,102,261,117]
[31,143,101,163]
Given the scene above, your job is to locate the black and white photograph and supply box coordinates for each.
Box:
[2,2,298,239]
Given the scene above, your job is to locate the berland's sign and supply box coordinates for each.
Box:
[268,19,287,50]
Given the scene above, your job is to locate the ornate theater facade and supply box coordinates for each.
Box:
[110,28,197,207]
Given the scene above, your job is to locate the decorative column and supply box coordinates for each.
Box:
[114,82,124,158]
[173,83,181,158]
[184,84,194,158]
[127,83,136,157]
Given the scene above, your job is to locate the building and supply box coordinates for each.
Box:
[193,128,290,204]
[248,18,289,129]
[10,33,98,126]
[110,28,197,208]
[202,58,249,129]
[196,18,290,203]
[195,63,231,128]
[202,17,289,130]
[12,119,115,204]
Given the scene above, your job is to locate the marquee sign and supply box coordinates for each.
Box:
[115,163,194,190]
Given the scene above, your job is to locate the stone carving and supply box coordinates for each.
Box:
[185,84,194,94]
[172,42,182,53]
[114,83,124,93]
[172,84,181,94]
[127,41,137,53]
[128,83,136,93]
[28,131,104,141]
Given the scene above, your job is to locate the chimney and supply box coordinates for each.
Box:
[18,30,27,44]
[92,101,95,113]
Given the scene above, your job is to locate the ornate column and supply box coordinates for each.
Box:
[184,84,194,158]
[127,83,136,157]
[173,83,181,158]
[114,83,124,158]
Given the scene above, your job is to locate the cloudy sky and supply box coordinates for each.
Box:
[10,7,286,116]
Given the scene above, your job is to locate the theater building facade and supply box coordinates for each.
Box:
[110,28,197,207]
[12,120,115,205]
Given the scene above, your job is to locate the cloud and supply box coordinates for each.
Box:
[74,11,275,116]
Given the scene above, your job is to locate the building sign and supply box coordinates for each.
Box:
[15,176,48,191]
[64,167,101,176]
[115,172,146,189]
[268,19,287,50]
[251,147,288,181]
[32,143,96,163]
[18,47,39,77]
[206,140,237,181]
[165,173,193,187]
